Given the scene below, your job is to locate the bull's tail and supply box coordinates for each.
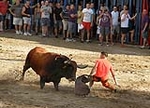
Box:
[20,53,31,81]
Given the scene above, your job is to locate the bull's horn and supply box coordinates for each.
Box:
[77,64,88,69]
[64,60,70,64]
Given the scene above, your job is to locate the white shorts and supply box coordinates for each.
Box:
[13,17,23,26]
[62,19,68,31]
[23,17,31,25]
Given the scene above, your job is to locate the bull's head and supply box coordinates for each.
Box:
[54,55,77,81]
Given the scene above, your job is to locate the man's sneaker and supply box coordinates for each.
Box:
[16,31,19,35]
[86,40,90,43]
[65,38,72,42]
[98,43,103,46]
[106,43,109,47]
[27,32,32,36]
[23,32,27,36]
[19,31,23,35]
[140,46,145,49]
[71,38,76,42]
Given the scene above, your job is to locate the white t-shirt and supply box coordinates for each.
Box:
[82,8,93,22]
[111,11,119,26]
[121,13,131,28]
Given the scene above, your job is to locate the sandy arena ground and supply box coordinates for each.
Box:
[0,32,150,108]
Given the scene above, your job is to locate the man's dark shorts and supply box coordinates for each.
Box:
[41,18,50,26]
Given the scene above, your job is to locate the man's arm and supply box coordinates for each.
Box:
[90,63,98,76]
[110,67,118,85]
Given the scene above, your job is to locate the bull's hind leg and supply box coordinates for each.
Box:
[40,77,45,89]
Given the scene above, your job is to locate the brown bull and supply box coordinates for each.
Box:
[21,47,87,91]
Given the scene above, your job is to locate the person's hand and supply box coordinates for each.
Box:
[70,14,75,18]
[27,14,30,17]
[13,14,17,17]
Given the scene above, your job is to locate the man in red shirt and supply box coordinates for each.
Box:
[0,0,8,31]
[89,52,118,92]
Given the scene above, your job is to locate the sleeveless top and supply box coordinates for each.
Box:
[23,5,31,18]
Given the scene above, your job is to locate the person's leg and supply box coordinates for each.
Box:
[81,29,85,42]
[130,29,134,43]
[86,23,91,42]
[0,21,3,31]
[99,26,105,45]
[101,80,115,91]
[54,21,58,37]
[58,20,62,34]
[121,33,126,46]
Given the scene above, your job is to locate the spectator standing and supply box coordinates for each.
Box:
[34,3,41,35]
[66,4,77,42]
[9,0,23,35]
[120,9,137,47]
[0,0,8,32]
[49,2,54,36]
[77,5,83,38]
[140,9,149,49]
[60,4,70,40]
[22,0,32,36]
[90,2,96,39]
[5,1,11,30]
[41,0,52,37]
[98,6,112,46]
[81,3,94,43]
[53,2,62,38]
[111,6,119,43]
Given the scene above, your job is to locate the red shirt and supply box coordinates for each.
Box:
[0,1,8,15]
[94,59,113,80]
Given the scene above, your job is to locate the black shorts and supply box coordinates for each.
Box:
[121,27,129,34]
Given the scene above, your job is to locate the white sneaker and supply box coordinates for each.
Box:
[140,46,145,49]
[71,38,76,42]
[19,31,23,35]
[65,38,72,42]
[24,32,27,36]
[16,31,19,35]
[27,32,32,36]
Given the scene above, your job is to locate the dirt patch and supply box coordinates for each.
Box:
[0,32,150,108]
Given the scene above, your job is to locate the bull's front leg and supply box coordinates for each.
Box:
[40,76,45,89]
[53,79,61,91]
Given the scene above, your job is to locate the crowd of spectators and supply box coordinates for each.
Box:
[0,0,149,49]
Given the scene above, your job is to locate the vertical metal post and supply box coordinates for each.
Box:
[75,0,78,10]
[98,0,100,10]
[135,0,142,44]
[121,0,124,6]
[113,0,117,6]
[106,0,108,6]
[83,0,86,8]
